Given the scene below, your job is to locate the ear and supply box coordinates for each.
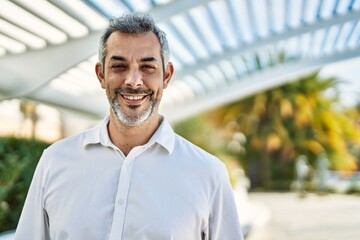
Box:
[95,62,105,89]
[163,62,174,89]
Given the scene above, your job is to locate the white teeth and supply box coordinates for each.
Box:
[124,95,144,100]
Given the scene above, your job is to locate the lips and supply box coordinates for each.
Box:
[119,94,148,107]
[114,88,152,105]
[122,95,147,101]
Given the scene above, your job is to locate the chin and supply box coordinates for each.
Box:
[114,107,154,126]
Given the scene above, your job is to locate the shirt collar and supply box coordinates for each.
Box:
[82,115,112,148]
[147,117,175,154]
[83,115,175,154]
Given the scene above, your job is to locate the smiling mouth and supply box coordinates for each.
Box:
[114,88,153,106]
[120,94,149,107]
[121,95,147,101]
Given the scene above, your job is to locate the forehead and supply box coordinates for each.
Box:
[106,31,161,60]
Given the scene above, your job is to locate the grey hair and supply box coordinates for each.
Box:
[98,13,170,71]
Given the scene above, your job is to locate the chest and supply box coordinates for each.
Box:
[43,154,211,239]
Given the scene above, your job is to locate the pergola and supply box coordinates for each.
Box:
[0,0,359,125]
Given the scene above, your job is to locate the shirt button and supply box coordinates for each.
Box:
[118,199,125,205]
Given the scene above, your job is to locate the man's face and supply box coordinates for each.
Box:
[96,31,173,126]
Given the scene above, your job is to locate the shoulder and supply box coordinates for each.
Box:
[171,134,231,202]
[173,134,227,175]
[48,128,93,152]
[41,125,98,164]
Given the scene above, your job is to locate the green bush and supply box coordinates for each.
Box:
[0,137,49,232]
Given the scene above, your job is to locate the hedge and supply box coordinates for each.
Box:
[0,137,49,232]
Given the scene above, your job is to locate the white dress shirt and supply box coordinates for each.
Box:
[15,116,243,240]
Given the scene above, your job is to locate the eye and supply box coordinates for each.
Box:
[111,65,127,71]
[141,65,156,72]
[142,65,154,69]
[112,65,125,68]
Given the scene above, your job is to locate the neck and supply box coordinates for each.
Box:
[107,111,162,156]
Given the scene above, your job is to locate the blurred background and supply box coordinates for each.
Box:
[0,0,360,239]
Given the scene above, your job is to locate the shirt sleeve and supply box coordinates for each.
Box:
[208,164,244,240]
[14,150,50,240]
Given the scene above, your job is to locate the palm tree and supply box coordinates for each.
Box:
[175,72,360,189]
[214,72,360,189]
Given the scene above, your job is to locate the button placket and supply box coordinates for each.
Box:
[117,198,125,205]
[108,156,135,240]
[108,145,150,240]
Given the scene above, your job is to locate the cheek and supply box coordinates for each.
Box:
[154,85,164,99]
[103,82,115,98]
[105,77,121,92]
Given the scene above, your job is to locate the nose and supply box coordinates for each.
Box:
[125,68,143,88]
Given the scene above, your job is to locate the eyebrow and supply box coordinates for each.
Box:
[110,55,126,61]
[110,55,158,62]
[141,57,157,62]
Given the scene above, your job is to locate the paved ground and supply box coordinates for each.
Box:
[246,192,360,240]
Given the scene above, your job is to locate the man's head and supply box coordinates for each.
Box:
[98,13,170,73]
[95,13,173,127]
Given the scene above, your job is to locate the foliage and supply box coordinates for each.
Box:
[0,137,49,232]
[174,115,224,153]
[173,116,242,186]
[175,72,360,190]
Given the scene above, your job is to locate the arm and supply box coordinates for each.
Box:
[14,151,50,240]
[208,164,244,240]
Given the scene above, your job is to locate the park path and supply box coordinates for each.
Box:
[246,192,360,240]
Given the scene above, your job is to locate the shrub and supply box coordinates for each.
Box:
[0,137,49,232]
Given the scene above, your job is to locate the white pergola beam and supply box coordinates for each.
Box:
[151,0,214,22]
[0,31,102,99]
[27,87,108,118]
[174,10,360,79]
[163,46,360,123]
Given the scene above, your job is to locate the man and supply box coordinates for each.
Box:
[15,13,244,240]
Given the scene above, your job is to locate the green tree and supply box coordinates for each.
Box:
[176,72,360,190]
